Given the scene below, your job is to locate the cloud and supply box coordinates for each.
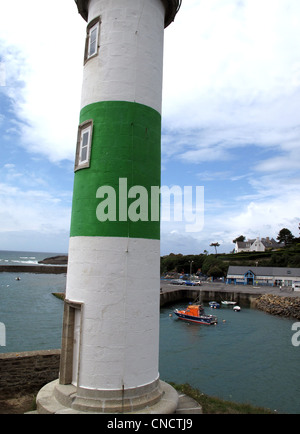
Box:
[0,1,85,162]
[162,0,300,167]
[0,162,72,252]
[0,181,71,233]
[0,0,299,254]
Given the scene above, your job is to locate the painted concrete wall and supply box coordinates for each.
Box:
[66,237,160,390]
[81,0,165,114]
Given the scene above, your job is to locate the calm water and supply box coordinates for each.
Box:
[160,302,300,414]
[0,251,300,413]
[0,250,65,353]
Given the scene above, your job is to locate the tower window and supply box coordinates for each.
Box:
[89,23,99,57]
[84,17,101,63]
[75,120,93,171]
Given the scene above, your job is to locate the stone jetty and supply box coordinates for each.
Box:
[254,294,300,320]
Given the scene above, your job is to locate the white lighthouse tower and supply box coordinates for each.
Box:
[36,0,181,414]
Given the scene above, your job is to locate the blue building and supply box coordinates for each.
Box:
[227,266,300,288]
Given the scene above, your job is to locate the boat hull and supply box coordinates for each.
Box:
[209,301,220,309]
[221,301,236,306]
[174,310,218,325]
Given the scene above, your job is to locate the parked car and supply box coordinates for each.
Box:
[170,279,185,285]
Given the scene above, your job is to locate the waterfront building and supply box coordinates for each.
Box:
[227,265,300,288]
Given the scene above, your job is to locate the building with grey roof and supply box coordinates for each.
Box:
[227,265,300,288]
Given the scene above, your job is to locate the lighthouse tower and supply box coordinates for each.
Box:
[36,0,181,414]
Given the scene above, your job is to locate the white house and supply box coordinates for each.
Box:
[235,237,281,253]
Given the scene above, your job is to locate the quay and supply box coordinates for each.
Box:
[160,281,300,308]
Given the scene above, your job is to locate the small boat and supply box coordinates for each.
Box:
[209,301,220,309]
[233,306,241,312]
[174,304,218,325]
[221,300,237,306]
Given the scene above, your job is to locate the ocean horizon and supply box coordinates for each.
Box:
[0,250,67,267]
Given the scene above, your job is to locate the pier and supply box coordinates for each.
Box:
[160,281,300,308]
[0,265,67,274]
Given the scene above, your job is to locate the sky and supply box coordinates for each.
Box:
[0,0,299,255]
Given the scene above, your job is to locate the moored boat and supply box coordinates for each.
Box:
[209,301,220,309]
[174,304,218,325]
[221,300,237,306]
[233,305,241,312]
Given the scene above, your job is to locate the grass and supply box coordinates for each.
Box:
[52,292,65,301]
[171,383,275,414]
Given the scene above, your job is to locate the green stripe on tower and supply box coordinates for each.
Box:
[70,101,161,240]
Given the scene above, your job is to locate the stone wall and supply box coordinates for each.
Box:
[253,294,300,320]
[160,288,259,307]
[0,350,60,398]
[0,265,67,274]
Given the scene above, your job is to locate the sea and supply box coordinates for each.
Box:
[0,250,300,414]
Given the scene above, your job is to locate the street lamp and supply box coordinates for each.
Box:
[189,260,194,280]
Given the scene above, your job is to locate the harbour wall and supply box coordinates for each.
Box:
[160,286,260,308]
[0,265,67,274]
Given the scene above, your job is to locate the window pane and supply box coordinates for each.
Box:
[80,146,88,163]
[75,121,93,171]
[91,27,97,43]
[89,41,96,56]
[89,26,98,57]
[82,131,89,147]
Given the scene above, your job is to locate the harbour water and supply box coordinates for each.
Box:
[160,302,300,414]
[0,251,65,353]
[0,251,300,413]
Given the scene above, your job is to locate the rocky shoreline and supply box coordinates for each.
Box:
[254,294,300,320]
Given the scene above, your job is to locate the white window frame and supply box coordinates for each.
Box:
[88,22,99,59]
[84,17,101,64]
[75,120,93,171]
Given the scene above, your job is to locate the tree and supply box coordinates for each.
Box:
[210,242,220,255]
[202,255,227,277]
[277,228,294,246]
[233,235,246,243]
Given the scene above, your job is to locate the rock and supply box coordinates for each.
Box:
[255,294,300,320]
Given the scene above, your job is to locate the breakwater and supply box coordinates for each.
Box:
[0,265,67,274]
[254,294,300,320]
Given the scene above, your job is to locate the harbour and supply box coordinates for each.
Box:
[1,259,300,412]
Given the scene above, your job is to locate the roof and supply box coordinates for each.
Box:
[236,241,252,248]
[75,0,181,28]
[236,238,281,249]
[227,266,300,278]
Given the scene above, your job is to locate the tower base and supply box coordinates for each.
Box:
[36,380,180,414]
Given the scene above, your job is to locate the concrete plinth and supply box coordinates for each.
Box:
[36,380,181,414]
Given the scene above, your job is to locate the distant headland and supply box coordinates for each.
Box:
[38,255,68,265]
